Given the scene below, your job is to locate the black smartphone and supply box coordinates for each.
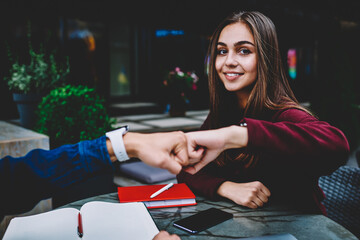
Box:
[173,207,233,234]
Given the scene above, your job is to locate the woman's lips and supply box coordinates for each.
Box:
[224,72,244,81]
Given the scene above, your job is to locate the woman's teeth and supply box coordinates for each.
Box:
[226,73,241,76]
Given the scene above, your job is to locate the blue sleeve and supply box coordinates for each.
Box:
[0,136,113,216]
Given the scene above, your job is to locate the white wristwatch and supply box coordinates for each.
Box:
[105,125,129,162]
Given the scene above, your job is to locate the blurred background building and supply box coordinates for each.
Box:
[1,0,359,149]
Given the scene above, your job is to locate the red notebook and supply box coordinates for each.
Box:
[118,183,197,209]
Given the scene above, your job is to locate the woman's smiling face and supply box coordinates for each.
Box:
[215,22,258,95]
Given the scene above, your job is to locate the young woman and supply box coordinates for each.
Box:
[177,11,349,214]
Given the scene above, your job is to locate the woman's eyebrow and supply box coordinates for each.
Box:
[234,40,254,46]
[217,41,254,47]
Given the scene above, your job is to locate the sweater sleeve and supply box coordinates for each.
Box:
[0,136,113,216]
[245,108,350,175]
[177,163,227,200]
[178,109,350,199]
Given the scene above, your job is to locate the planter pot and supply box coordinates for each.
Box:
[13,93,43,129]
[168,96,187,117]
[169,103,186,117]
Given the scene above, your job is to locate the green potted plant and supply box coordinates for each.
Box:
[162,67,199,117]
[35,84,116,148]
[4,21,69,129]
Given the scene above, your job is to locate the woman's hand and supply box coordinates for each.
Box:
[184,129,227,173]
[153,230,181,240]
[217,181,271,209]
[184,125,248,174]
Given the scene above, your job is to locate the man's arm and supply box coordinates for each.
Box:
[0,130,190,217]
[0,136,112,216]
[123,132,188,174]
[105,129,189,174]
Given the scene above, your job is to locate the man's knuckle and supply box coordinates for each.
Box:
[254,181,262,187]
[251,188,258,194]
[158,157,167,167]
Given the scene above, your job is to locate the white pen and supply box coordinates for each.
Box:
[150,183,174,198]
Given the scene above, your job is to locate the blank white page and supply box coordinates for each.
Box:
[80,201,159,240]
[3,208,79,240]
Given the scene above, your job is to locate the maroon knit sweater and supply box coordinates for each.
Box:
[177,108,350,214]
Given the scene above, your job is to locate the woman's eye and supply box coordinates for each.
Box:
[217,49,227,55]
[239,48,251,55]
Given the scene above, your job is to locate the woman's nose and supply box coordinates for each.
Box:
[225,52,239,67]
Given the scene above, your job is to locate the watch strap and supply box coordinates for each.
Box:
[105,126,129,162]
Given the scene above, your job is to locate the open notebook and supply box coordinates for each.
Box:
[3,201,159,240]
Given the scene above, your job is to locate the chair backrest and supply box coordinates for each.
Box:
[318,165,360,238]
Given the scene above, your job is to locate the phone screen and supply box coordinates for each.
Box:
[173,207,233,234]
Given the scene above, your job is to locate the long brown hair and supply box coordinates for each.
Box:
[206,11,312,166]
